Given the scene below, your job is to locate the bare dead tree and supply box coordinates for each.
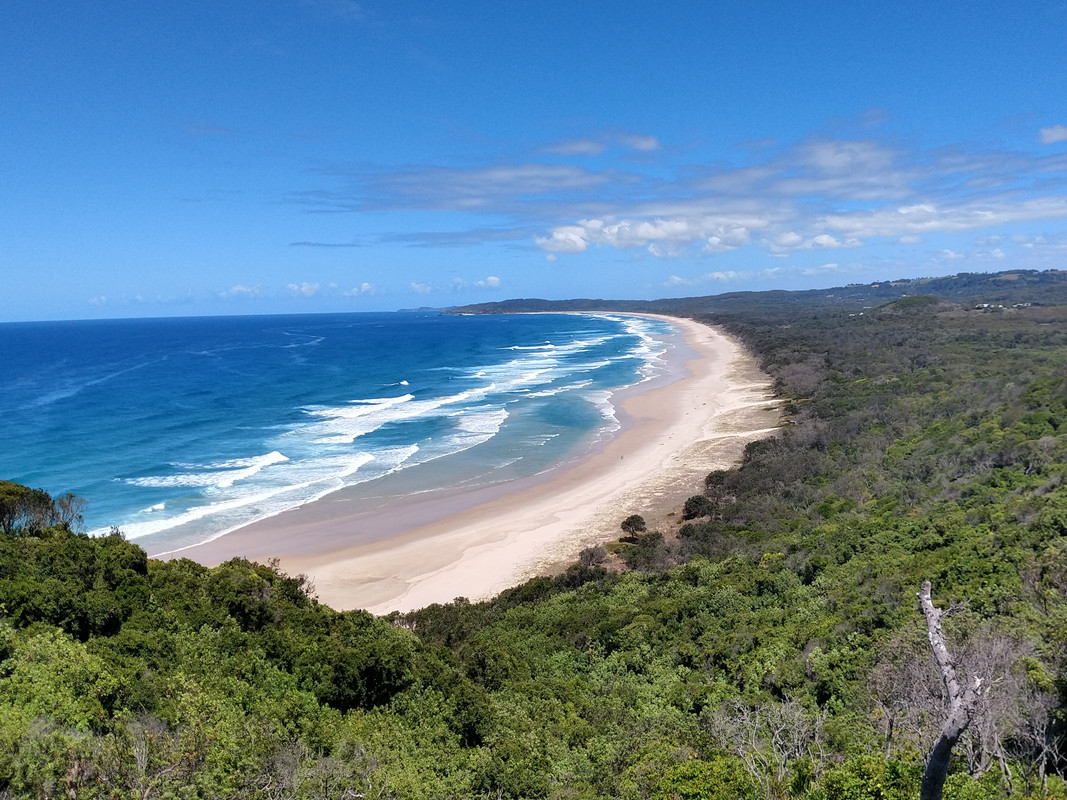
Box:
[955,632,1031,790]
[1010,686,1064,796]
[871,613,1061,794]
[55,492,88,530]
[918,581,983,800]
[703,696,827,798]
[868,627,944,760]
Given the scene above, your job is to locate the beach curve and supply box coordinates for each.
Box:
[173,315,780,614]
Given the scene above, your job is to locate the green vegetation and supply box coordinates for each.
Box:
[2,269,1067,798]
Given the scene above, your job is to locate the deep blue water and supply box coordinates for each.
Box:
[0,311,677,553]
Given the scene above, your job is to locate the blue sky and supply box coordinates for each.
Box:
[2,1,1066,321]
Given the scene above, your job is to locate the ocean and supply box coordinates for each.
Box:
[0,311,679,555]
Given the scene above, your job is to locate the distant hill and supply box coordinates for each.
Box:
[448,268,1067,318]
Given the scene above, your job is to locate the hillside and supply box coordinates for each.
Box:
[1,268,1066,799]
[449,269,1067,319]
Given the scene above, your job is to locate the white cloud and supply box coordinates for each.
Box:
[535,226,589,253]
[530,135,1067,261]
[410,282,433,294]
[822,197,1067,238]
[648,242,680,258]
[218,284,263,298]
[809,233,862,249]
[797,139,894,174]
[703,227,752,252]
[1039,125,1067,144]
[940,249,964,260]
[537,217,764,255]
[619,134,661,152]
[300,127,1067,270]
[773,231,804,248]
[286,282,321,297]
[451,275,503,290]
[342,282,375,296]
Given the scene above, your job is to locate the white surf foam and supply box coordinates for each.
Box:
[126,451,290,489]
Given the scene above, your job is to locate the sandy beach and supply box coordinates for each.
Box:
[176,315,780,614]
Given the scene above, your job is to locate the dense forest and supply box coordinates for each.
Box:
[1,268,1066,799]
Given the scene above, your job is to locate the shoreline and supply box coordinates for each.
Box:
[173,315,780,614]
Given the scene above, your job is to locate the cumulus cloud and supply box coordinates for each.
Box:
[537,217,765,255]
[286,282,321,297]
[765,230,863,252]
[342,282,376,296]
[704,227,751,252]
[410,282,433,295]
[1040,125,1067,144]
[535,226,590,253]
[810,233,862,249]
[450,275,503,290]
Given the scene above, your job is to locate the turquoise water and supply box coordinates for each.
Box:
[0,311,678,553]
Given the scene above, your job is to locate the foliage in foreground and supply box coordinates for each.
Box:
[2,269,1067,798]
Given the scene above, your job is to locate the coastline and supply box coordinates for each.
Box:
[173,315,780,614]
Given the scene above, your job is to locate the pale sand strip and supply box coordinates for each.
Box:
[173,316,780,614]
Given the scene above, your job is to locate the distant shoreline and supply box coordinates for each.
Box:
[173,315,780,614]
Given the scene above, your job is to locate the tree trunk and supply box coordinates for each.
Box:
[918,581,982,800]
